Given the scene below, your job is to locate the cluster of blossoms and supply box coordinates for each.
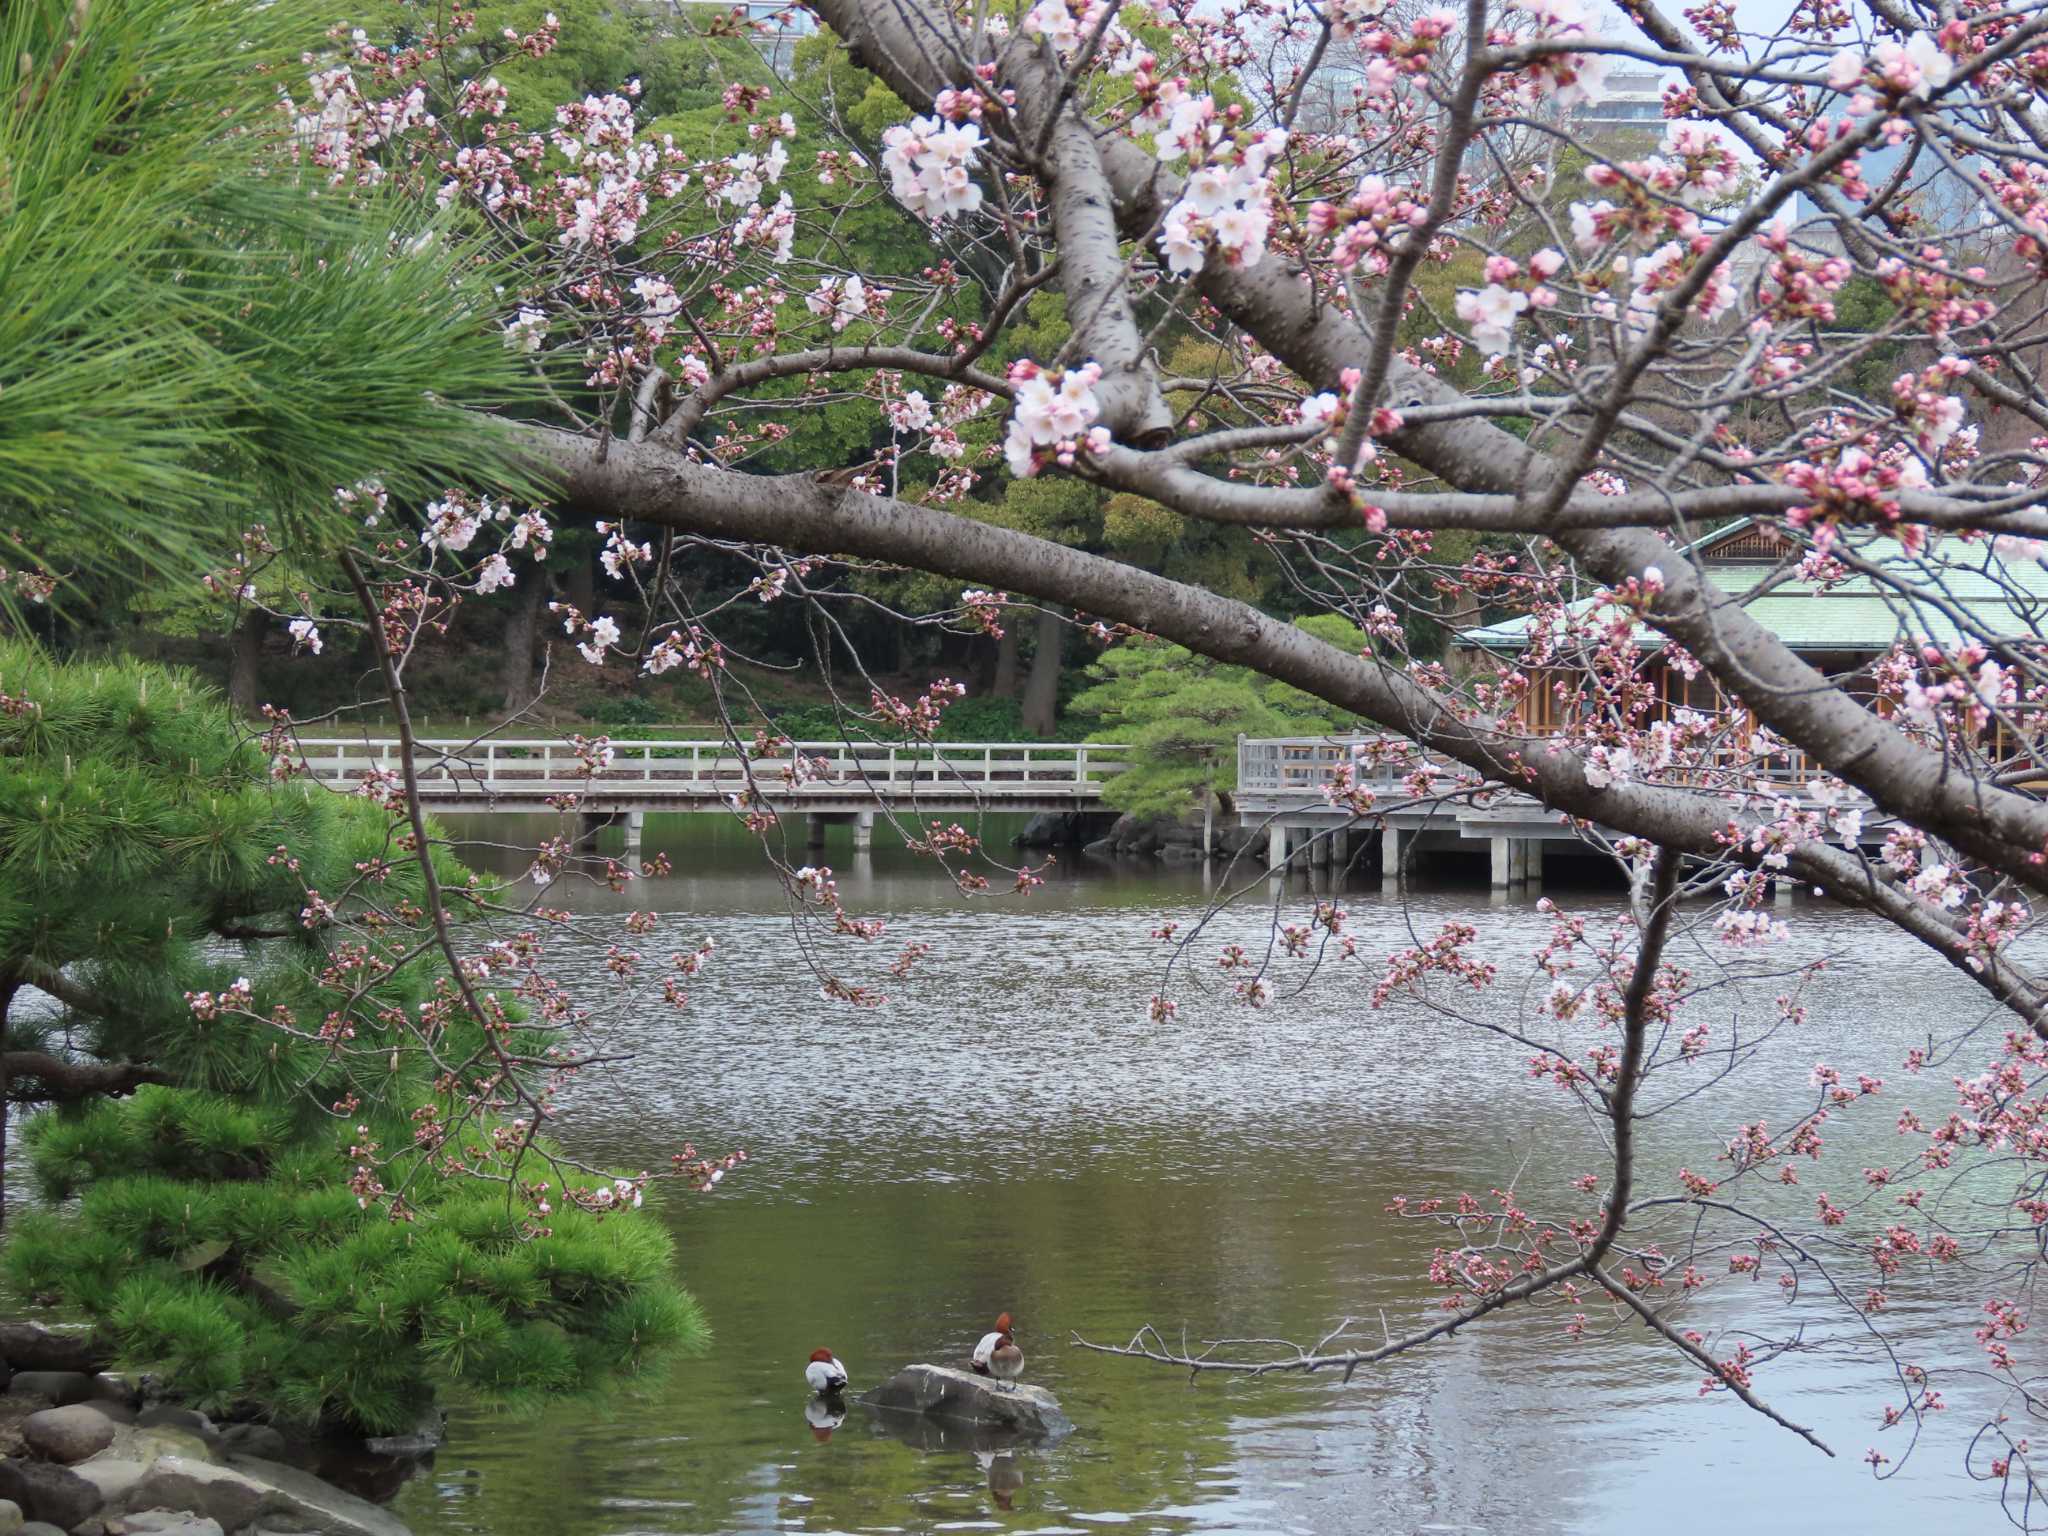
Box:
[644,625,724,678]
[1782,445,1930,549]
[805,275,879,332]
[549,603,621,665]
[1454,251,1564,355]
[1890,359,1971,454]
[1504,0,1610,111]
[1151,97,1286,277]
[186,977,255,1019]
[1568,120,1741,262]
[1616,236,1737,335]
[879,111,986,223]
[1022,0,1122,55]
[1002,360,1111,477]
[1307,174,1426,277]
[287,58,431,185]
[1826,31,1954,114]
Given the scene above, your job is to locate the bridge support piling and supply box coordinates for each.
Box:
[1309,829,1331,868]
[1382,825,1408,887]
[622,811,644,862]
[851,810,874,850]
[806,814,829,852]
[575,812,604,853]
[1492,835,1540,890]
[1331,829,1350,875]
[1267,822,1289,873]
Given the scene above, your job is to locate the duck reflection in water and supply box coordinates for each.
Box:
[979,1450,1024,1510]
[802,1395,847,1442]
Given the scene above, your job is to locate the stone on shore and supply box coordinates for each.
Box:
[0,1457,103,1531]
[21,1405,119,1465]
[0,1497,20,1534]
[7,1375,98,1410]
[0,1326,105,1377]
[856,1364,1072,1440]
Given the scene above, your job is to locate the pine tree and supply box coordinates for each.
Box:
[0,644,704,1431]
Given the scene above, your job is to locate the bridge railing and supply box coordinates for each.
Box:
[296,738,1130,797]
[1239,733,1828,800]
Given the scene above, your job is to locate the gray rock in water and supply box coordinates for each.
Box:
[214,1425,287,1463]
[361,1409,443,1459]
[856,1365,1072,1441]
[113,1513,225,1536]
[7,1374,97,1409]
[220,1454,412,1536]
[130,1411,218,1448]
[69,1459,146,1508]
[0,1496,20,1534]
[121,1459,264,1535]
[17,1523,62,1536]
[21,1405,118,1465]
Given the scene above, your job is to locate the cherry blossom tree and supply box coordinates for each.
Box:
[31,0,2048,1512]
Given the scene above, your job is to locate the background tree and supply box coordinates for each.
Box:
[1071,619,1366,818]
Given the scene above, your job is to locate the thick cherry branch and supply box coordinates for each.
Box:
[517,424,2048,1032]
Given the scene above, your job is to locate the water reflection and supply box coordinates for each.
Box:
[393,814,2043,1536]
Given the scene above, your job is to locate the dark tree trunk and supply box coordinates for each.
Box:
[1021,607,1064,738]
[228,610,265,717]
[990,626,1020,698]
[567,545,597,617]
[500,575,546,716]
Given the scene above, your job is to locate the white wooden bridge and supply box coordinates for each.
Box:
[300,737,1130,849]
[1237,734,1858,888]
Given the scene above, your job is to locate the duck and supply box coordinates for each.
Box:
[988,1331,1025,1392]
[805,1348,849,1396]
[970,1312,1014,1376]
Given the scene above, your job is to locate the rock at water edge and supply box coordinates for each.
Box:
[856,1364,1073,1439]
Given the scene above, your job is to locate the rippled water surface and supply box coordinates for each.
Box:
[389,815,2038,1536]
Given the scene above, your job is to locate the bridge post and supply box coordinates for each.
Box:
[1309,829,1331,868]
[1382,825,1407,886]
[575,812,604,853]
[1522,838,1543,888]
[851,810,874,850]
[1331,828,1350,874]
[806,815,829,851]
[1491,835,1514,889]
[623,811,644,862]
[1267,821,1288,872]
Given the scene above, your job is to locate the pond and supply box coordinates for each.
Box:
[390,815,2030,1536]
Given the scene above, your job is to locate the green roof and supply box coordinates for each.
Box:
[1458,527,2048,655]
